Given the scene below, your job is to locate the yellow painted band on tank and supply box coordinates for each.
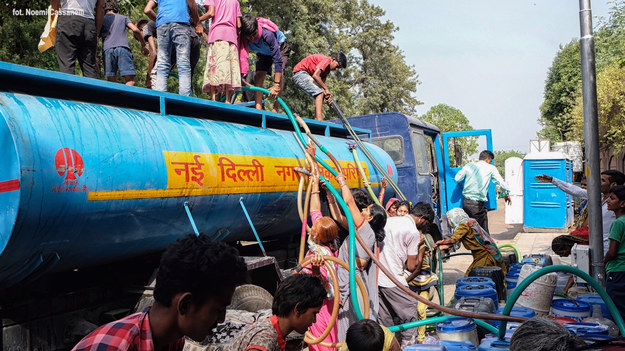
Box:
[88,152,374,201]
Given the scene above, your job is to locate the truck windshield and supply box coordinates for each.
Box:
[372,136,404,165]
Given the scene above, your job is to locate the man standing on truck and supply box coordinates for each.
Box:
[72,234,247,351]
[455,150,511,233]
[51,0,104,78]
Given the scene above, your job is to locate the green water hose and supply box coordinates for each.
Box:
[498,244,522,263]
[499,264,625,339]
[240,86,527,328]
[388,315,499,335]
[241,87,365,319]
[349,146,382,207]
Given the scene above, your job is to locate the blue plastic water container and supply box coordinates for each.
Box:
[403,345,447,351]
[490,307,535,328]
[564,322,610,337]
[577,294,614,321]
[454,285,499,309]
[509,263,524,272]
[456,277,496,289]
[440,340,477,351]
[477,338,510,351]
[551,299,591,322]
[437,317,479,346]
[505,271,520,293]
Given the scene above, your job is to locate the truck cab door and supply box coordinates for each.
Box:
[440,130,496,213]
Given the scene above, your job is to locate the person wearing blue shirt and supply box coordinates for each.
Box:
[144,0,201,96]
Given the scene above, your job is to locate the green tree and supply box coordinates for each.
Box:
[420,103,478,165]
[538,40,581,142]
[493,150,525,176]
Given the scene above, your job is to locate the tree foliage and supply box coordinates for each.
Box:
[493,149,525,176]
[539,0,625,152]
[0,0,421,118]
[420,103,478,164]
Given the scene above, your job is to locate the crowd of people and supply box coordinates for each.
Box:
[49,0,346,119]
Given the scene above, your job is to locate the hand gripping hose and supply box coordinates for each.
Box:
[239,87,525,331]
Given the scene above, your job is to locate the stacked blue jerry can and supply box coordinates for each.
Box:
[522,152,573,232]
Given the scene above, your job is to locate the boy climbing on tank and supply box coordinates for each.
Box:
[292,52,347,121]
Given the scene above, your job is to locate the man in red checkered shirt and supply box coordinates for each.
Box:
[72,234,247,351]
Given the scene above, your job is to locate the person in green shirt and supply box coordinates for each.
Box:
[604,184,625,321]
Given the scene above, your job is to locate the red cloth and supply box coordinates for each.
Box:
[293,54,332,79]
[570,226,590,243]
[72,311,184,351]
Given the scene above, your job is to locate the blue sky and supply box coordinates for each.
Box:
[368,0,614,153]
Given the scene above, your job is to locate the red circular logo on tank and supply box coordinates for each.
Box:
[386,163,393,177]
[55,148,84,181]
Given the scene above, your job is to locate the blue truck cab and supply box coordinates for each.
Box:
[339,112,496,239]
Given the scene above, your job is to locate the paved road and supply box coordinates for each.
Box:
[439,198,565,305]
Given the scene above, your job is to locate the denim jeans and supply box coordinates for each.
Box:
[155,22,191,96]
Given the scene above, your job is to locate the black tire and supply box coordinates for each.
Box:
[228,284,273,312]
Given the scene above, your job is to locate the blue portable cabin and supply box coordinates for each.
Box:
[0,62,396,287]
[522,152,574,231]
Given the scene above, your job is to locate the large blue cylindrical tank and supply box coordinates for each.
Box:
[0,91,396,286]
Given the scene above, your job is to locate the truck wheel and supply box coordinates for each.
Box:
[228,284,273,312]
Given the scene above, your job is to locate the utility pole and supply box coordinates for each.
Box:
[578,0,604,285]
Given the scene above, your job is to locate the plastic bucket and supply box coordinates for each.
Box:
[457,277,496,289]
[551,299,591,322]
[563,322,609,337]
[577,294,614,321]
[468,266,506,301]
[499,247,518,270]
[514,264,557,316]
[490,307,535,328]
[477,338,510,351]
[441,340,478,351]
[554,272,572,295]
[455,285,499,309]
[437,317,479,346]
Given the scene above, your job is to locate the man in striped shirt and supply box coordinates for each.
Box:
[454,150,511,232]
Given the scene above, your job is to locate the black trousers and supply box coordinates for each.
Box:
[463,198,489,232]
[55,15,98,78]
[606,271,625,322]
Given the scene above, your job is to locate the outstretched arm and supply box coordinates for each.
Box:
[378,177,387,204]
[535,174,588,199]
[336,174,365,226]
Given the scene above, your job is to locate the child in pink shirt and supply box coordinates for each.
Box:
[200,0,241,102]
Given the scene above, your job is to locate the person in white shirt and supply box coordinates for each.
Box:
[377,202,434,348]
[455,150,511,232]
[535,170,625,253]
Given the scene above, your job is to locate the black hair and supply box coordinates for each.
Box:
[602,170,625,186]
[608,184,625,201]
[240,14,258,39]
[154,234,247,307]
[551,234,588,257]
[352,188,374,211]
[332,52,347,69]
[103,0,119,13]
[369,204,387,242]
[345,319,385,351]
[272,274,326,317]
[412,202,435,223]
[396,200,411,213]
[136,19,149,29]
[479,150,494,161]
